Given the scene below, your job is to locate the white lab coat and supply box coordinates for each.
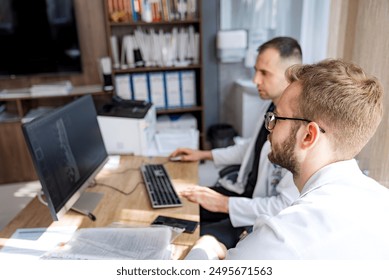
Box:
[226,159,389,259]
[211,100,299,227]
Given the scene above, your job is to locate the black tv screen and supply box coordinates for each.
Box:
[0,0,82,77]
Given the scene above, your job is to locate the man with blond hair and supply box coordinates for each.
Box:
[186,59,389,259]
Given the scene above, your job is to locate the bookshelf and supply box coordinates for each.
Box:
[103,0,205,147]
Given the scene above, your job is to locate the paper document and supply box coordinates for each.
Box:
[0,227,77,260]
[41,226,181,260]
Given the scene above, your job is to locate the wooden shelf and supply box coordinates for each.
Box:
[109,19,200,27]
[104,0,204,148]
[113,64,201,74]
[157,106,203,114]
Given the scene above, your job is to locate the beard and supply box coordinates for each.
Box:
[268,125,300,176]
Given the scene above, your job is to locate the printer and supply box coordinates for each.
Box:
[97,97,156,155]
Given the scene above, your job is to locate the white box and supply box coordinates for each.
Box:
[217,29,247,63]
[97,105,156,155]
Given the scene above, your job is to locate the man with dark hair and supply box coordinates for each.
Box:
[186,59,389,260]
[170,37,301,248]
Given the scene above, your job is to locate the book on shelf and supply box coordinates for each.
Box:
[108,0,133,22]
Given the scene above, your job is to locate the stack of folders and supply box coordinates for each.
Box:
[114,70,196,110]
[110,26,199,69]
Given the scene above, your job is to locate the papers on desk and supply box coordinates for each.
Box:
[0,227,77,260]
[41,226,183,260]
[1,225,183,260]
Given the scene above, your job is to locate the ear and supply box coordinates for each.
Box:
[299,122,321,150]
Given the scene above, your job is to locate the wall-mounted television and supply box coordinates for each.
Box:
[0,0,83,78]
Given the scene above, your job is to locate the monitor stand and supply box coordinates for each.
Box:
[71,192,104,221]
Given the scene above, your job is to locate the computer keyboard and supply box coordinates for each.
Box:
[140,164,182,208]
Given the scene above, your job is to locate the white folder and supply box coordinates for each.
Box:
[149,72,166,109]
[180,70,196,106]
[114,74,132,100]
[131,73,149,101]
[164,72,181,108]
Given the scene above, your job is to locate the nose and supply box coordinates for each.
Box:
[253,71,263,86]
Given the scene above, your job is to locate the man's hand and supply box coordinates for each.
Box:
[169,148,213,162]
[190,235,228,260]
[180,185,229,213]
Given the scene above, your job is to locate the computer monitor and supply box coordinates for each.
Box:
[22,95,108,221]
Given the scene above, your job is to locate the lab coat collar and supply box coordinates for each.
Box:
[299,159,361,198]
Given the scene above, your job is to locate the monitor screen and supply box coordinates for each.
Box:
[0,0,82,77]
[22,95,108,221]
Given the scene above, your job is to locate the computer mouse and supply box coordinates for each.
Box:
[169,156,183,162]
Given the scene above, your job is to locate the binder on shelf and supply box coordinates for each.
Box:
[149,72,167,109]
[180,70,196,107]
[164,71,181,108]
[193,33,200,64]
[110,35,120,69]
[114,74,133,100]
[123,35,135,68]
[131,73,150,101]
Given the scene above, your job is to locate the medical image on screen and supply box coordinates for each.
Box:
[22,95,108,219]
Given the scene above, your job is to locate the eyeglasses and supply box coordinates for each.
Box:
[264,112,326,133]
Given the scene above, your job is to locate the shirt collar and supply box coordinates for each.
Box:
[300,159,361,198]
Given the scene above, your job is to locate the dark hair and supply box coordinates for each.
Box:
[258,37,302,62]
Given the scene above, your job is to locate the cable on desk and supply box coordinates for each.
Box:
[106,167,140,174]
[37,190,48,206]
[93,181,144,196]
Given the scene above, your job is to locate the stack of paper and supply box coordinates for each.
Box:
[41,226,177,260]
[0,227,77,260]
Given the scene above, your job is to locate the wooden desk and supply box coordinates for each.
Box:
[0,155,199,259]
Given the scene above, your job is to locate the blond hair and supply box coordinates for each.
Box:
[286,59,383,158]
